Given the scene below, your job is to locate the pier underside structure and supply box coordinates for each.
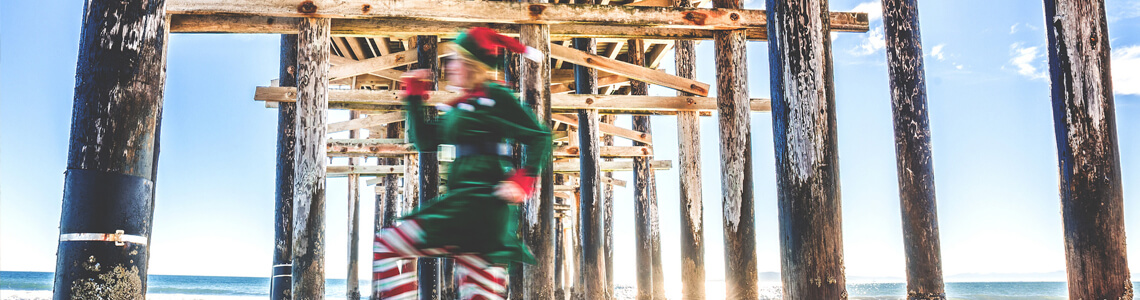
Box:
[54,0,1131,299]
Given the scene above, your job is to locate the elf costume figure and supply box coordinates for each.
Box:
[373,27,550,300]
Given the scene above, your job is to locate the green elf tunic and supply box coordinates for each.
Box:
[401,81,551,265]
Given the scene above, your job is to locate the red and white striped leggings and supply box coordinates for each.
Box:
[373,220,508,300]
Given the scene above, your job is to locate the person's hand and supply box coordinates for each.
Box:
[401,69,433,99]
[494,170,537,204]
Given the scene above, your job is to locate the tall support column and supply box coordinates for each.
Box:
[54,0,168,298]
[673,0,705,296]
[574,36,608,300]
[713,0,758,299]
[1043,0,1132,299]
[766,0,845,298]
[347,110,363,300]
[504,51,527,300]
[372,122,404,300]
[292,17,332,300]
[272,34,298,300]
[601,115,616,295]
[880,1,945,299]
[626,39,666,300]
[520,21,556,300]
[415,35,443,300]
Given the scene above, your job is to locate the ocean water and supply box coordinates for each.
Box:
[0,271,1088,299]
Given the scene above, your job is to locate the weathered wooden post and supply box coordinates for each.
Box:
[54,0,168,298]
[1043,0,1132,299]
[504,51,527,300]
[766,0,846,298]
[602,114,616,294]
[673,0,705,297]
[347,110,363,300]
[292,17,331,299]
[272,34,298,300]
[880,1,945,299]
[520,15,556,300]
[372,122,404,300]
[574,36,608,300]
[714,0,758,299]
[415,35,443,300]
[626,38,666,300]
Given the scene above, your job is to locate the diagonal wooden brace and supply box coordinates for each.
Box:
[549,43,710,96]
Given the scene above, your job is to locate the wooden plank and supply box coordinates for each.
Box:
[1043,0,1131,299]
[327,43,453,80]
[552,113,651,145]
[331,160,672,175]
[256,86,770,113]
[327,111,405,133]
[291,17,331,300]
[168,0,771,29]
[549,43,709,96]
[169,13,870,39]
[881,0,945,299]
[554,146,652,158]
[769,0,844,298]
[329,55,405,80]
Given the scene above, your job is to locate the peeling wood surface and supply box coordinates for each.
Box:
[880,0,945,299]
[271,34,297,300]
[626,39,666,300]
[551,43,709,96]
[1043,0,1133,299]
[673,0,705,295]
[291,17,331,300]
[574,34,609,300]
[414,35,443,300]
[256,86,770,113]
[766,0,846,298]
[346,111,362,300]
[520,21,557,300]
[601,114,617,293]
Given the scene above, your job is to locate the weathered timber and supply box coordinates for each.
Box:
[346,110,362,300]
[674,0,704,296]
[55,0,168,297]
[255,86,771,113]
[415,35,442,300]
[574,35,608,300]
[169,13,871,39]
[328,111,405,133]
[326,140,646,158]
[329,55,406,80]
[602,114,616,294]
[881,0,945,299]
[552,114,652,145]
[271,34,297,300]
[328,43,453,80]
[503,51,527,300]
[550,43,709,96]
[767,0,846,298]
[555,146,653,158]
[291,17,331,300]
[372,123,403,300]
[521,20,557,300]
[1043,0,1133,299]
[626,38,666,300]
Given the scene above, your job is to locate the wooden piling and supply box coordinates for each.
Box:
[347,110,363,300]
[766,0,846,298]
[521,19,557,300]
[272,34,297,300]
[415,35,443,300]
[372,122,404,300]
[672,0,705,295]
[602,114,616,295]
[574,36,608,300]
[291,17,331,300]
[626,38,666,300]
[1043,0,1132,298]
[504,51,527,300]
[880,1,945,299]
[54,0,168,297]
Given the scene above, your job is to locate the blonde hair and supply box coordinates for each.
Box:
[453,49,493,89]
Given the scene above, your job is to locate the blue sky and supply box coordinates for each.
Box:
[2,0,1139,290]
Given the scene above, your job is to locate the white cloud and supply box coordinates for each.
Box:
[1010,23,1020,34]
[852,1,883,22]
[1009,42,1047,81]
[1112,45,1140,95]
[956,64,964,70]
[853,26,886,56]
[931,44,946,61]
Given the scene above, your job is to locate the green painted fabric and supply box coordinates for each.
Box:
[402,82,551,264]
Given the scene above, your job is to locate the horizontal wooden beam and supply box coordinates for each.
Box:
[553,146,652,158]
[168,0,773,29]
[331,160,672,175]
[565,173,627,187]
[328,43,452,80]
[328,112,404,133]
[255,86,771,113]
[328,139,416,157]
[550,43,709,96]
[551,114,651,144]
[168,13,869,40]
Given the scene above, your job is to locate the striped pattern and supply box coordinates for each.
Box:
[372,220,507,300]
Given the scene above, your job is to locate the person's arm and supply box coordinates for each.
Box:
[487,85,551,202]
[402,72,440,152]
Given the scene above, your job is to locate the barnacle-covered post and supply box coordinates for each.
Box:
[272,34,298,300]
[520,7,557,298]
[574,35,608,300]
[292,16,332,299]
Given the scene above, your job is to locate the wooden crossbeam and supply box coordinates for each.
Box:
[167,0,771,29]
[328,43,453,80]
[328,139,416,157]
[169,13,870,40]
[328,112,404,133]
[553,146,652,158]
[328,55,404,80]
[551,75,626,94]
[565,173,628,187]
[255,86,770,113]
[551,114,652,144]
[549,43,709,96]
[329,160,672,175]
